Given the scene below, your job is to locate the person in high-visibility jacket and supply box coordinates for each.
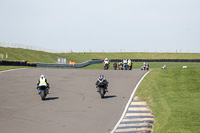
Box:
[37,75,50,94]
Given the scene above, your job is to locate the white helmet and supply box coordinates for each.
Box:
[40,75,45,79]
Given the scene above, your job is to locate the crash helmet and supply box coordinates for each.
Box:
[40,75,45,79]
[99,75,104,80]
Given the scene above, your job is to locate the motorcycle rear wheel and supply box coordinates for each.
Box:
[40,90,46,100]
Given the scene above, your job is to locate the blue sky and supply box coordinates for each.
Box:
[0,0,200,53]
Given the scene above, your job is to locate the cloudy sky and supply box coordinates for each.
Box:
[0,0,200,53]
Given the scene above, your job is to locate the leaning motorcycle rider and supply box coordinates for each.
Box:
[95,75,109,92]
[37,75,50,94]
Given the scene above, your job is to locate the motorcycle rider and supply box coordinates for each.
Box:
[123,59,128,70]
[104,58,109,63]
[103,58,110,70]
[118,62,123,70]
[128,59,132,70]
[113,62,117,70]
[95,75,109,92]
[37,75,50,94]
[146,62,149,70]
[142,62,146,70]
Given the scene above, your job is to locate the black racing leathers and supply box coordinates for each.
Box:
[95,78,109,92]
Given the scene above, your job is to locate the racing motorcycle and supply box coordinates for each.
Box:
[38,85,48,100]
[96,80,108,98]
[141,64,149,71]
[123,63,128,70]
[118,62,123,70]
[141,65,146,70]
[104,64,109,70]
[146,65,149,71]
[113,63,117,70]
[103,62,110,70]
[127,61,132,70]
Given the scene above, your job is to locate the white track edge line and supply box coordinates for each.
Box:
[0,68,27,73]
[110,70,151,133]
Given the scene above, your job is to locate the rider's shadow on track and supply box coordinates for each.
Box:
[44,97,59,101]
[103,95,117,99]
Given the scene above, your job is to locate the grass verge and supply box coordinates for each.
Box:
[83,62,200,70]
[1,47,200,63]
[0,66,26,72]
[136,68,200,133]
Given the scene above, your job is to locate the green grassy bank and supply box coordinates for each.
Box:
[136,68,200,133]
[83,62,200,70]
[1,47,200,63]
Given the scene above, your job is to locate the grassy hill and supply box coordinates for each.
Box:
[0,47,64,63]
[0,47,200,63]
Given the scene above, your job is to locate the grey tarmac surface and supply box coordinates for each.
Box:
[0,68,147,133]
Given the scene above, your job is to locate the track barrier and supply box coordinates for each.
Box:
[36,60,104,68]
[0,60,36,67]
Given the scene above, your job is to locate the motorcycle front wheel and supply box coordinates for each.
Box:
[100,88,105,98]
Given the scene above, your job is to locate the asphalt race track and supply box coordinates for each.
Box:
[0,68,147,133]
